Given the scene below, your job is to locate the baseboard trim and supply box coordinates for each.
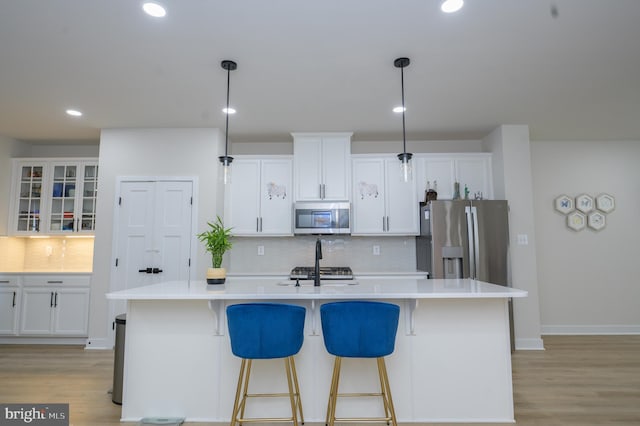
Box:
[84,337,112,350]
[515,337,545,350]
[542,325,640,335]
[0,337,87,345]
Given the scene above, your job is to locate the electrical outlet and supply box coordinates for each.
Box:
[516,234,528,245]
[257,245,265,256]
[373,245,381,255]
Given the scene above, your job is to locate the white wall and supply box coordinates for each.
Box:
[484,125,543,350]
[0,136,29,235]
[531,140,640,334]
[230,139,485,156]
[87,128,224,348]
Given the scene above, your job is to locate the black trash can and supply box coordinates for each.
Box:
[112,314,126,405]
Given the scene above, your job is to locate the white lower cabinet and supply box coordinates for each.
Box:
[352,155,419,235]
[0,277,20,335]
[19,275,90,336]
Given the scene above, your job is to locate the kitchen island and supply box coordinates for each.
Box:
[107,277,527,423]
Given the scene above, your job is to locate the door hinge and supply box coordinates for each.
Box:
[115,258,119,267]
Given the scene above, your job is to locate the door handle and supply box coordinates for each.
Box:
[138,268,153,274]
[152,268,163,274]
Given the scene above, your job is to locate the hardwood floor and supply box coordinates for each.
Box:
[1,335,639,425]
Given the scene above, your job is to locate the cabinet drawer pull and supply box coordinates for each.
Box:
[47,280,63,284]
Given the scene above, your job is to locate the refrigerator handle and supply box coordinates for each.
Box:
[471,206,481,279]
[465,206,476,278]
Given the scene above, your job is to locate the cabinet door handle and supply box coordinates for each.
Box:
[138,268,153,274]
[54,292,58,307]
[0,280,10,283]
[152,268,163,274]
[50,292,54,307]
[12,291,16,307]
[382,217,386,232]
[386,216,390,232]
[259,217,263,232]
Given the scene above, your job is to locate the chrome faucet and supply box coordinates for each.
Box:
[314,237,323,287]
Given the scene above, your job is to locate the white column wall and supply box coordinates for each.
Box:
[86,128,224,348]
[484,125,544,350]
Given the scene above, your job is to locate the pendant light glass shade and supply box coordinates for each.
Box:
[394,57,413,183]
[218,60,237,185]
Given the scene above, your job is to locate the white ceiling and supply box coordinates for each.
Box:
[1,0,639,143]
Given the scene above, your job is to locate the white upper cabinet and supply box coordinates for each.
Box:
[415,153,493,202]
[225,156,293,236]
[292,133,352,201]
[352,155,419,235]
[9,158,98,235]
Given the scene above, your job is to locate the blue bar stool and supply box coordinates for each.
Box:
[226,303,306,426]
[320,300,400,426]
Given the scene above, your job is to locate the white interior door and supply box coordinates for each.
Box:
[111,180,193,316]
[153,181,193,284]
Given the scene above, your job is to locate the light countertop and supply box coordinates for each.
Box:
[106,277,527,301]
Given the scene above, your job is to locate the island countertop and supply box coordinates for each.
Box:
[111,276,526,423]
[106,277,527,300]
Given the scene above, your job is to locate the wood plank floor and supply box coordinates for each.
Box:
[1,335,639,425]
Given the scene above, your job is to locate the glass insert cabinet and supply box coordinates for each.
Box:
[10,159,98,235]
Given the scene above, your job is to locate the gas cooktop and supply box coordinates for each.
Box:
[290,266,353,280]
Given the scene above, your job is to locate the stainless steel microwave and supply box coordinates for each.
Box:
[293,202,351,235]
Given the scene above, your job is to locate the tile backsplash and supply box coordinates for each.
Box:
[227,236,416,274]
[0,237,94,272]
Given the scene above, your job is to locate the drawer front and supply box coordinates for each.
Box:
[0,276,20,286]
[21,275,91,287]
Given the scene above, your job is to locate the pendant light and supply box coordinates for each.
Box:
[219,59,237,185]
[394,57,413,182]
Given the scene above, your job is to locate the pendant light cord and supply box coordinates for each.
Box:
[401,64,407,154]
[224,66,231,159]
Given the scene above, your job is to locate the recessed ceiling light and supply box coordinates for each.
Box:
[143,2,166,18]
[222,107,236,114]
[393,106,406,113]
[66,109,83,117]
[441,0,464,13]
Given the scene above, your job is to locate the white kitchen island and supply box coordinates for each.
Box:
[106,277,527,423]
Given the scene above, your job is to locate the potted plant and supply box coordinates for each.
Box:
[197,216,233,285]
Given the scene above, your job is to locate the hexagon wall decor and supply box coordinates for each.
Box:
[575,194,594,213]
[588,211,606,231]
[554,195,574,214]
[567,211,586,231]
[596,193,615,213]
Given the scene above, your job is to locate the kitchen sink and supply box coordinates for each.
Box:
[277,280,359,287]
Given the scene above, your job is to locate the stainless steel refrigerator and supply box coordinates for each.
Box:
[416,200,510,284]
